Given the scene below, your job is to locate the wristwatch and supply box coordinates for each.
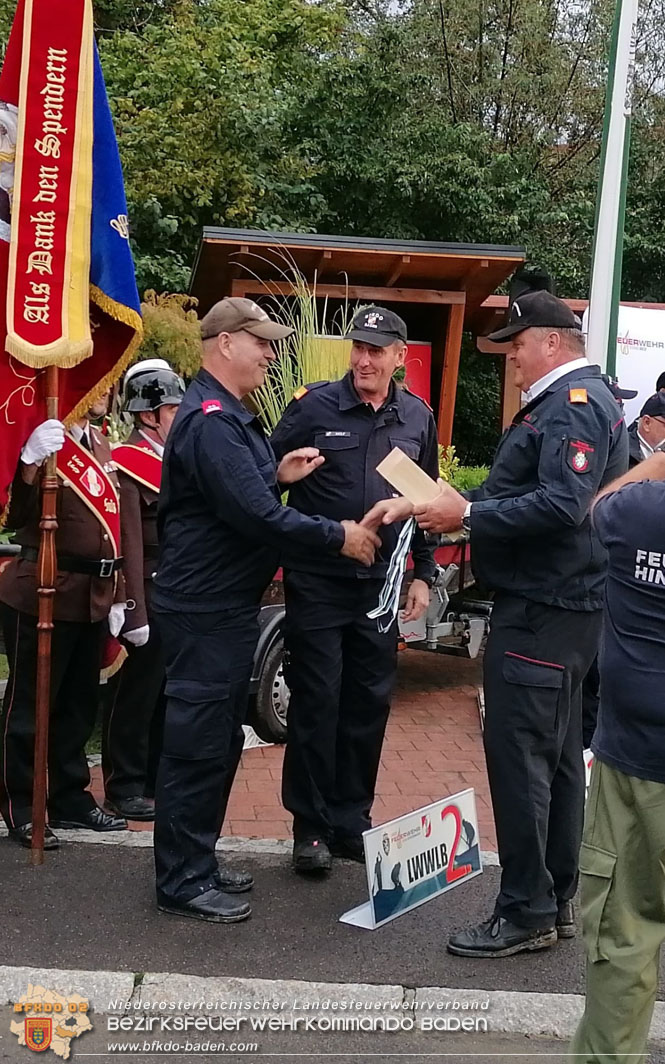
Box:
[462,501,472,532]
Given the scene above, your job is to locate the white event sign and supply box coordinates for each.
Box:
[583,305,665,424]
[340,788,482,931]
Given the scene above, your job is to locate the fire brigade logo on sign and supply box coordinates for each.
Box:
[25,1018,52,1052]
[566,439,594,474]
[81,466,105,498]
[11,984,92,1059]
[421,814,432,838]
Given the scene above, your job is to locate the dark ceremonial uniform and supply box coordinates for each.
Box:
[0,427,124,829]
[270,372,438,845]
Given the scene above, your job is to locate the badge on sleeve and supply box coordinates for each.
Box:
[569,387,588,404]
[293,386,308,400]
[567,439,595,473]
[202,399,223,415]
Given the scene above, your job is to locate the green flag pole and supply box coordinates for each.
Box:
[586,0,638,375]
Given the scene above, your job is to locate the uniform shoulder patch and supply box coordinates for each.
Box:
[569,387,588,404]
[292,380,330,401]
[402,385,433,412]
[201,399,223,415]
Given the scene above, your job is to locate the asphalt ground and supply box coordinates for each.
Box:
[3,840,665,999]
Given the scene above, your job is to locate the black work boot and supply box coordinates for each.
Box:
[330,835,365,863]
[555,899,576,939]
[106,796,155,822]
[447,914,557,958]
[216,864,254,894]
[156,888,251,924]
[292,837,332,875]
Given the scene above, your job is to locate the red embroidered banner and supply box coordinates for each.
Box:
[57,433,120,556]
[7,0,93,368]
[112,443,162,494]
[0,0,142,522]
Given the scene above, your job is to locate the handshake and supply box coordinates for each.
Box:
[340,480,470,567]
[340,496,415,567]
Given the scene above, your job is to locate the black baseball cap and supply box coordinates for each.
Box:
[487,290,583,343]
[347,306,407,347]
[640,392,665,418]
[602,374,638,403]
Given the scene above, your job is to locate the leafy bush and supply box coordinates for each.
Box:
[136,291,202,379]
[439,445,488,493]
[450,465,489,493]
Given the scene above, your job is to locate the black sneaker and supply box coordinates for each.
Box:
[330,835,365,863]
[292,838,332,875]
[556,899,576,939]
[447,914,557,958]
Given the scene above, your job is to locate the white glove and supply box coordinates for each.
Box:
[124,625,150,647]
[21,419,65,466]
[108,603,126,638]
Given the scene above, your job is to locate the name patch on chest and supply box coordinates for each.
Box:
[324,431,351,437]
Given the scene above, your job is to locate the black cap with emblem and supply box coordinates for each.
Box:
[347,306,408,347]
[640,392,665,418]
[487,290,583,343]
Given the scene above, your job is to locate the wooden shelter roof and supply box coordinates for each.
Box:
[190,227,525,319]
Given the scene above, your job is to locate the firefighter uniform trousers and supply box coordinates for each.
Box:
[483,592,601,929]
[281,570,397,842]
[102,626,166,803]
[0,605,103,827]
[153,605,259,902]
[571,760,665,1064]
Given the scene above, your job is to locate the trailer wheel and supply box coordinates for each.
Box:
[253,637,289,744]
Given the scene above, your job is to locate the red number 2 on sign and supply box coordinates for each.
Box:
[441,804,473,884]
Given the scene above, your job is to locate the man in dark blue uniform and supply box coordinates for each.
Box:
[271,306,439,874]
[152,297,380,923]
[415,291,628,957]
[626,392,665,468]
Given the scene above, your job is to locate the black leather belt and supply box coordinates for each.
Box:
[20,547,123,578]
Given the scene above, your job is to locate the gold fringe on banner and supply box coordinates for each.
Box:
[64,286,143,426]
[4,335,93,369]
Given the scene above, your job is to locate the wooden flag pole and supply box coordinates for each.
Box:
[31,364,59,864]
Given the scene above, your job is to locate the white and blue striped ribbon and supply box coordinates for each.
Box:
[366,517,417,633]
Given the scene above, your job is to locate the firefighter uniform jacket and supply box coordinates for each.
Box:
[270,372,439,583]
[153,368,345,612]
[116,429,161,633]
[466,365,629,610]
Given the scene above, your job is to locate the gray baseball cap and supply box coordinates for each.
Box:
[200,297,294,341]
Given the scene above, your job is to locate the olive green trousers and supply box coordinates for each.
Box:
[571,758,665,1064]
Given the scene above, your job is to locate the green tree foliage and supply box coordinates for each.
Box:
[95,0,346,291]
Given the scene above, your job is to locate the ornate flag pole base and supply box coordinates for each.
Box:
[31,365,59,865]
